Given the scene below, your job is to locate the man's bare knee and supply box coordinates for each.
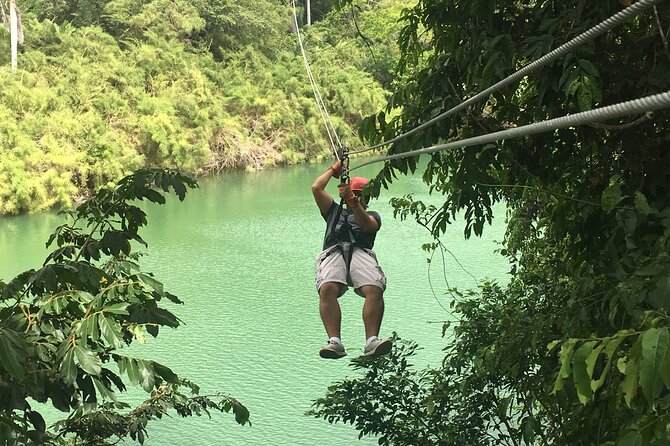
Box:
[359,285,383,301]
[320,282,342,300]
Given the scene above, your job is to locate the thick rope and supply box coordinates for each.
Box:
[350,90,670,171]
[350,0,664,155]
[291,0,342,160]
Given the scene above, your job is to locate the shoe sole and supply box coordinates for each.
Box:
[319,349,347,359]
[364,339,393,358]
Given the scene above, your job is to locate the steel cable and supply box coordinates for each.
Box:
[350,91,670,171]
[291,0,342,160]
[349,0,664,155]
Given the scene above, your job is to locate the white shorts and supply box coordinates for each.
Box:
[315,245,387,297]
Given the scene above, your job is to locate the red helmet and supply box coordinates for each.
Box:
[349,177,369,192]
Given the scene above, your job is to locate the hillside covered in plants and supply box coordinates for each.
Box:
[0,0,408,214]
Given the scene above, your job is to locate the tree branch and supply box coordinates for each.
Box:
[491,393,520,446]
[588,111,653,131]
[350,4,377,65]
[0,0,7,29]
[475,182,635,210]
[653,6,670,62]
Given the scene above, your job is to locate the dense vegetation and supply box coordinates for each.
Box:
[0,0,399,215]
[312,1,670,445]
[0,169,250,445]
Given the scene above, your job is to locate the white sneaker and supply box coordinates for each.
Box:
[319,340,347,359]
[364,338,392,358]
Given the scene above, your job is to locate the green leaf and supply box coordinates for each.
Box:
[138,273,164,296]
[153,361,179,384]
[27,411,46,433]
[578,59,600,77]
[160,173,170,192]
[592,334,627,392]
[60,347,77,385]
[662,339,670,390]
[577,77,593,111]
[73,291,95,304]
[617,430,642,446]
[621,337,642,407]
[93,376,117,402]
[100,230,131,257]
[74,344,102,376]
[221,396,250,426]
[0,328,28,380]
[639,328,669,407]
[634,192,652,215]
[126,357,141,386]
[137,360,156,392]
[99,315,123,349]
[142,188,166,204]
[521,416,541,445]
[585,342,605,379]
[547,339,561,351]
[171,177,187,201]
[602,176,625,212]
[496,396,510,419]
[78,314,100,342]
[648,275,670,310]
[573,340,597,403]
[552,339,577,394]
[103,303,130,315]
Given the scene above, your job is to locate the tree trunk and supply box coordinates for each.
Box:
[10,0,17,71]
[1,1,8,29]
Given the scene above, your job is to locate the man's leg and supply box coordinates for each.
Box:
[319,282,343,338]
[319,282,347,358]
[360,285,384,338]
[360,285,392,357]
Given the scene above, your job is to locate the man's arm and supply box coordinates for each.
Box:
[350,202,379,232]
[311,162,341,215]
[338,184,379,233]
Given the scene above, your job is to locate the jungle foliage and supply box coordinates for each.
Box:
[0,0,396,214]
[313,1,670,445]
[0,169,250,445]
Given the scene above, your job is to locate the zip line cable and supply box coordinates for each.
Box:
[293,4,339,153]
[293,16,339,157]
[348,0,664,156]
[349,90,670,171]
[290,0,666,172]
[291,0,342,160]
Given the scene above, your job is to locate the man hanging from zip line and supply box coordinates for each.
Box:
[311,160,392,359]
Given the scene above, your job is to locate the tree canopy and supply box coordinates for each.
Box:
[313,0,670,445]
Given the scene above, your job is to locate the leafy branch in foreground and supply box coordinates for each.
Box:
[309,337,446,446]
[0,169,249,445]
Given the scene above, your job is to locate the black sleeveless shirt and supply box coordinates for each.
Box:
[322,201,381,250]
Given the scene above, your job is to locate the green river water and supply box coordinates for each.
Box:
[0,162,509,445]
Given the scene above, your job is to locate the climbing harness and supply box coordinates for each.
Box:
[321,144,365,286]
[323,209,357,287]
